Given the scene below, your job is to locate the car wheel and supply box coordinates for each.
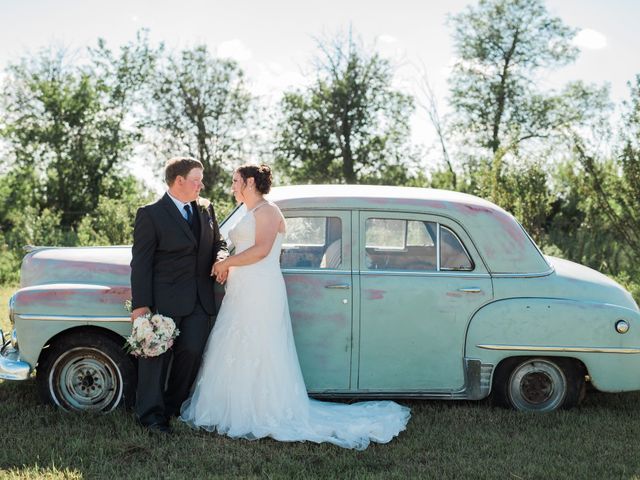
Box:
[37,333,136,412]
[492,357,585,412]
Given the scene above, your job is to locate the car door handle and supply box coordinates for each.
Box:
[325,283,351,289]
[457,287,482,293]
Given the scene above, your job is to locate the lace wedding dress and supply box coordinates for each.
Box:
[180,204,410,449]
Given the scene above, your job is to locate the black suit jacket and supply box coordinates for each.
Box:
[130,193,228,317]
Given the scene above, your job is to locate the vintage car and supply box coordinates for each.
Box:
[2,185,639,413]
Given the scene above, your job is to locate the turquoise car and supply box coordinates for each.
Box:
[2,185,639,413]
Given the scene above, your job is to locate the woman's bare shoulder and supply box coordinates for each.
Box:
[254,201,282,219]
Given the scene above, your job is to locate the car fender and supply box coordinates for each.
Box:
[465,297,640,392]
[12,283,131,367]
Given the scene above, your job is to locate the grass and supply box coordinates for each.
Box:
[2,284,640,479]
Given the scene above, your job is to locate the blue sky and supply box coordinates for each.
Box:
[1,0,639,161]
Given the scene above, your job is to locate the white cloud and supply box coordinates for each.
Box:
[377,34,407,64]
[248,61,309,98]
[573,28,607,50]
[378,34,398,44]
[217,39,253,62]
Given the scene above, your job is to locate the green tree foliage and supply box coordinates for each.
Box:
[0,238,19,284]
[274,31,417,184]
[445,0,611,245]
[566,75,640,271]
[0,34,156,227]
[76,176,155,246]
[145,45,252,198]
[449,0,578,156]
[546,160,624,273]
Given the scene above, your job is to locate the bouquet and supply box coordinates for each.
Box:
[126,313,180,358]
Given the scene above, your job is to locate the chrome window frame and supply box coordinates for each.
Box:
[438,224,474,272]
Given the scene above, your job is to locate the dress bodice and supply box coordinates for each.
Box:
[228,205,283,269]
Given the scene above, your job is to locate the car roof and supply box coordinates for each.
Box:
[269,185,498,210]
[267,185,551,275]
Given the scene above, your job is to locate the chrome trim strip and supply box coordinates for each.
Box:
[325,284,351,289]
[17,314,130,323]
[490,268,555,278]
[282,269,352,275]
[284,268,491,277]
[360,271,491,278]
[310,392,471,400]
[436,222,441,271]
[477,344,640,354]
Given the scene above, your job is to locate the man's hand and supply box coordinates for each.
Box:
[131,307,151,322]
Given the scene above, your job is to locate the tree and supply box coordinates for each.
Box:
[444,0,611,245]
[449,0,583,157]
[546,160,623,270]
[570,75,640,269]
[274,31,417,184]
[539,74,640,306]
[0,33,156,227]
[77,177,155,246]
[416,69,456,189]
[145,45,253,198]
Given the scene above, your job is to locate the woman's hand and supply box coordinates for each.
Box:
[212,258,230,284]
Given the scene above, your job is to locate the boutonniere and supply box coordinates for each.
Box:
[197,198,211,214]
[197,198,215,229]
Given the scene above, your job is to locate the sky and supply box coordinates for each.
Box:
[1,0,639,175]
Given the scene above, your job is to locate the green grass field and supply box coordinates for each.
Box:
[2,284,640,479]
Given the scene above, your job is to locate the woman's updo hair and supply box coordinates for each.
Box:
[236,163,272,194]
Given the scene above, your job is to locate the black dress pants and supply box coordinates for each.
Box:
[135,302,212,426]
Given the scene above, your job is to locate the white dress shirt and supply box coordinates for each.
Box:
[167,191,192,221]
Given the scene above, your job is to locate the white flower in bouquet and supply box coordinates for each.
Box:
[127,313,180,358]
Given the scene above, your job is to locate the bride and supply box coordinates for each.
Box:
[180,164,410,449]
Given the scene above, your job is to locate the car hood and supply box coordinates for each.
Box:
[20,246,132,288]
[545,256,639,312]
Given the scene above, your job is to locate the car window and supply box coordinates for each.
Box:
[364,218,473,272]
[365,218,437,271]
[440,226,473,271]
[281,216,343,269]
[365,218,406,249]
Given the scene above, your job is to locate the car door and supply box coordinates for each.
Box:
[357,211,493,391]
[280,210,353,392]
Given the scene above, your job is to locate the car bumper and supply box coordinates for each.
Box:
[0,329,31,380]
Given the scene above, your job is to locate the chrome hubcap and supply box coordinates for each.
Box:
[509,359,567,412]
[50,347,122,412]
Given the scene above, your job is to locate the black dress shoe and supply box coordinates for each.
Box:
[145,422,172,435]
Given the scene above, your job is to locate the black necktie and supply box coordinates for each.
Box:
[183,204,193,226]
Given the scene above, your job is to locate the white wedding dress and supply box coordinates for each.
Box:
[180,204,410,449]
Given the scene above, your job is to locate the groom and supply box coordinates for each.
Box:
[130,156,228,434]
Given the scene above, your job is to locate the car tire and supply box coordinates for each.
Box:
[492,357,585,412]
[37,332,136,412]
